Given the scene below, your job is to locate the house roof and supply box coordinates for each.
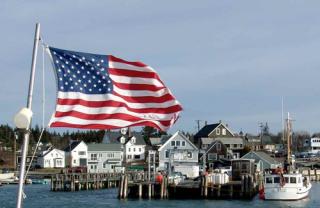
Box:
[128,132,146,145]
[200,137,214,145]
[87,143,122,151]
[102,131,145,145]
[158,131,198,151]
[102,131,122,143]
[242,151,281,165]
[41,148,64,158]
[64,141,82,152]
[214,137,243,144]
[194,123,220,138]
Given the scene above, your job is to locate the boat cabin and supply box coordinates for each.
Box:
[264,174,304,186]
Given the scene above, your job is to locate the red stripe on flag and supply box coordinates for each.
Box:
[54,111,172,126]
[113,91,175,104]
[109,68,161,80]
[113,82,165,91]
[50,121,162,130]
[57,98,182,114]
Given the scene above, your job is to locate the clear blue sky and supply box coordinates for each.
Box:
[1,0,320,135]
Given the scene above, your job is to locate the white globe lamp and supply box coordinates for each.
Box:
[14,107,33,129]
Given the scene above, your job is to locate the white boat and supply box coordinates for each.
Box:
[263,172,312,200]
[262,113,312,200]
[0,172,15,180]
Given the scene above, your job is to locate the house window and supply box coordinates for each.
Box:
[78,151,86,155]
[134,155,140,159]
[171,141,175,146]
[182,141,186,146]
[176,141,181,146]
[127,155,132,159]
[73,160,76,164]
[216,128,220,135]
[233,144,237,148]
[139,148,141,152]
[91,153,97,160]
[222,128,226,135]
[165,150,169,158]
[187,152,193,159]
[133,148,136,152]
[128,148,131,152]
[239,144,243,148]
[217,143,221,151]
[107,153,114,158]
[208,153,217,160]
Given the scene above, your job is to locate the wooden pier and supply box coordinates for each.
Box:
[118,174,258,200]
[302,168,320,181]
[51,173,121,191]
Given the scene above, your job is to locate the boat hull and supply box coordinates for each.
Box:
[264,184,312,200]
[0,173,15,180]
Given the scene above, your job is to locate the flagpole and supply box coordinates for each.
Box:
[16,23,41,208]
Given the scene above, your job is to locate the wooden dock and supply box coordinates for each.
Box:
[51,171,258,199]
[51,173,122,191]
[118,174,258,200]
[302,168,320,181]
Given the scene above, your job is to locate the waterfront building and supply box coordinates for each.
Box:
[241,151,282,172]
[64,141,88,168]
[158,131,199,178]
[194,121,235,147]
[200,140,232,170]
[87,143,123,173]
[122,133,146,163]
[194,121,243,158]
[37,147,65,168]
[305,137,320,154]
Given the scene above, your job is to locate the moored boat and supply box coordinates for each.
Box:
[262,113,312,200]
[263,172,312,200]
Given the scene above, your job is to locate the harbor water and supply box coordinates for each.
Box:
[1,183,320,208]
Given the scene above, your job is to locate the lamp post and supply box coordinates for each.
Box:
[14,23,40,208]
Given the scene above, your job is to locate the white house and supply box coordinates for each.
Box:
[87,143,123,173]
[123,135,146,163]
[37,148,65,168]
[309,137,320,154]
[64,141,88,168]
[158,131,199,178]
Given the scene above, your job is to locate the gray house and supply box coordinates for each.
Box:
[87,143,123,173]
[158,131,199,178]
[194,121,235,146]
[241,151,282,172]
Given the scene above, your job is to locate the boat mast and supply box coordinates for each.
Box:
[15,23,41,208]
[286,112,292,169]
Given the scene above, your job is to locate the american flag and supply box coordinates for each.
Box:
[48,47,182,131]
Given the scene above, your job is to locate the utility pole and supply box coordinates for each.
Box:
[195,120,201,132]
